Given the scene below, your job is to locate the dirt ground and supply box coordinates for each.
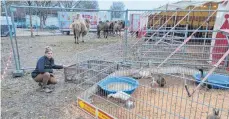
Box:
[1,33,121,119]
[2,31,229,119]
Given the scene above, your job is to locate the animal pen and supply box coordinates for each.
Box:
[5,1,229,119]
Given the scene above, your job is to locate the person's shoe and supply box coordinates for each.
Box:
[38,82,43,87]
[44,88,52,93]
[48,84,55,89]
[41,87,52,93]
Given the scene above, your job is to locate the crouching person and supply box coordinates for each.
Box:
[31,46,65,93]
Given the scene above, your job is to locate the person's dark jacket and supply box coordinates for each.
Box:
[31,56,63,78]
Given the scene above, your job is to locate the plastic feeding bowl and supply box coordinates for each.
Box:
[193,73,229,89]
[98,77,139,95]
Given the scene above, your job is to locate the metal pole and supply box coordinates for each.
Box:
[36,6,39,36]
[152,14,155,30]
[141,29,222,32]
[225,44,229,69]
[172,10,177,44]
[185,7,190,39]
[10,5,229,12]
[183,7,191,58]
[164,4,168,36]
[224,32,229,68]
[3,1,24,77]
[3,0,19,70]
[10,8,21,70]
[202,4,211,57]
[152,14,157,29]
[124,9,128,62]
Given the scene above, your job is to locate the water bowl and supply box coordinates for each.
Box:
[193,73,229,89]
[98,76,139,95]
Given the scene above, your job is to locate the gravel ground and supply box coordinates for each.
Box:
[1,33,121,119]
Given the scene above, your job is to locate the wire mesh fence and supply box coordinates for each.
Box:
[9,4,229,70]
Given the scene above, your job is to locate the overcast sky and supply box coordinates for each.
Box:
[98,0,222,10]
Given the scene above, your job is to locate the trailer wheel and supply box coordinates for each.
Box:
[6,32,9,37]
[66,31,70,35]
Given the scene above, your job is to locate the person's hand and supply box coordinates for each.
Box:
[63,65,69,68]
[63,65,67,68]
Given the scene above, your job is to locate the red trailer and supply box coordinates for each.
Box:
[211,1,229,71]
[129,14,141,32]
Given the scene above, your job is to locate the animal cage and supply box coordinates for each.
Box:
[72,47,229,119]
[67,29,229,119]
[68,1,229,118]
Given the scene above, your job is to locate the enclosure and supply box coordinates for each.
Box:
[2,0,229,119]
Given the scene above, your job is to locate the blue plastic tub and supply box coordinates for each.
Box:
[98,76,139,94]
[193,73,229,89]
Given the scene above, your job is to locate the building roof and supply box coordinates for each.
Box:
[153,0,220,14]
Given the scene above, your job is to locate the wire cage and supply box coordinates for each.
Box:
[72,33,229,118]
[72,1,229,118]
[75,59,229,119]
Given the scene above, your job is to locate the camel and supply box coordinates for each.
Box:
[113,21,123,36]
[97,20,109,39]
[70,18,90,44]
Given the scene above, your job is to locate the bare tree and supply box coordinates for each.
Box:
[21,1,57,34]
[27,1,33,37]
[1,1,35,37]
[76,1,99,9]
[13,1,36,37]
[33,1,58,30]
[58,0,81,11]
[1,1,20,16]
[57,0,99,11]
[110,2,125,19]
